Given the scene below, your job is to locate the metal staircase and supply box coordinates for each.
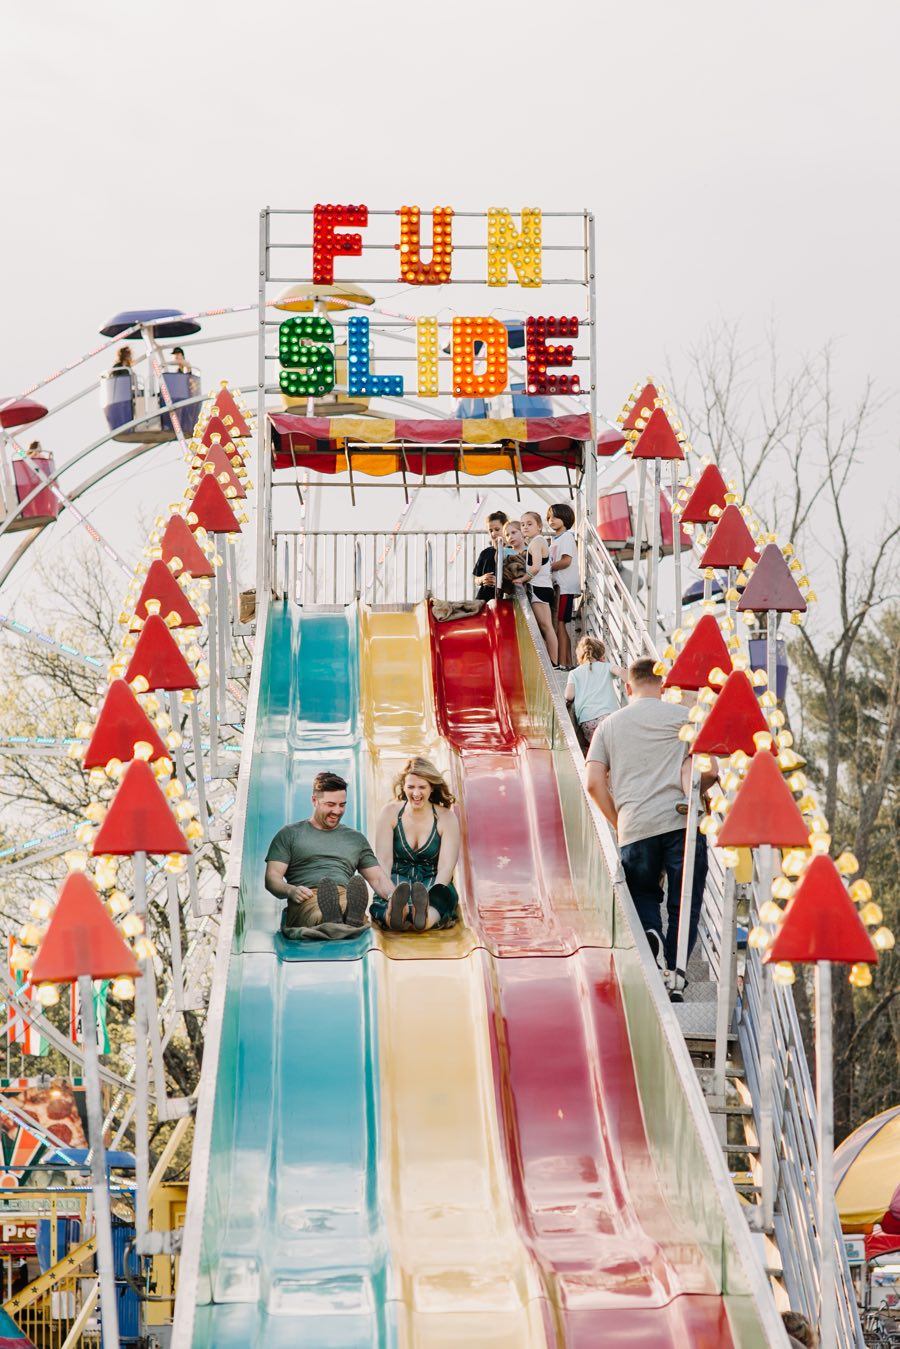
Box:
[579,519,864,1344]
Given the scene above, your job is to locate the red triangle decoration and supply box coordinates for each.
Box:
[716,751,810,848]
[31,873,140,983]
[663,615,733,692]
[193,444,246,499]
[188,474,241,535]
[699,504,759,569]
[132,560,201,630]
[692,670,771,756]
[160,514,214,579]
[621,382,659,432]
[91,759,190,856]
[209,388,250,437]
[737,543,808,614]
[82,680,168,769]
[200,416,244,457]
[125,614,198,691]
[630,406,684,461]
[679,463,729,524]
[766,856,879,964]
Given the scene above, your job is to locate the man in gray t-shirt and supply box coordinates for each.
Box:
[265,770,394,934]
[586,657,712,980]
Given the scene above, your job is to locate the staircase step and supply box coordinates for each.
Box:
[672,1002,720,1038]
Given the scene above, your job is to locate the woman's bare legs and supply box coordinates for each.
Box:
[532,600,558,664]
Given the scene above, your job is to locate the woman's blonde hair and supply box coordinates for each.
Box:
[577,635,606,663]
[392,756,455,808]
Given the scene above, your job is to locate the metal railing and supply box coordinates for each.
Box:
[273,529,489,606]
[581,520,863,1344]
[580,523,657,665]
[12,1271,99,1347]
[514,591,788,1344]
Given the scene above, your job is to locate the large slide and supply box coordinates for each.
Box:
[181,598,778,1346]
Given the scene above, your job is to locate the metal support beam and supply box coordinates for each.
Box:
[815,962,836,1348]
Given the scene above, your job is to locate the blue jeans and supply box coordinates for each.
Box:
[619,829,708,970]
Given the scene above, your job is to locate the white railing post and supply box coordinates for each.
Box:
[816,963,836,1349]
[671,461,683,631]
[425,541,433,599]
[630,460,647,602]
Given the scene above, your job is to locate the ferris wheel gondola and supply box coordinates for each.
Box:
[0,399,59,533]
[98,308,203,443]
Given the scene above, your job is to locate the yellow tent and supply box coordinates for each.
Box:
[835,1105,900,1230]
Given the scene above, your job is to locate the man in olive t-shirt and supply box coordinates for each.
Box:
[265,770,395,933]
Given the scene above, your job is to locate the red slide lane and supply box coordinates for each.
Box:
[430,602,577,954]
[430,603,734,1345]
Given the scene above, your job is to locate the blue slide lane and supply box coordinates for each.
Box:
[192,603,393,1348]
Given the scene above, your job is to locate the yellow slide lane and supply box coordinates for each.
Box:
[360,606,548,1347]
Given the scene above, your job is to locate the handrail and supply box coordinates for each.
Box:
[514,591,788,1344]
[581,526,864,1344]
[274,528,489,607]
[4,1235,97,1317]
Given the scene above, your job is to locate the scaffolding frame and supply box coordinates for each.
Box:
[255,205,600,597]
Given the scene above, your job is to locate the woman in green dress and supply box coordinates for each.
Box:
[373,756,460,931]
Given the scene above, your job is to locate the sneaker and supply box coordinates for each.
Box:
[668,969,687,1004]
[410,882,429,932]
[345,876,369,927]
[645,929,666,973]
[388,882,410,931]
[316,878,342,924]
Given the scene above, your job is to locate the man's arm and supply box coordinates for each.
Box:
[699,756,720,795]
[374,805,395,878]
[264,860,313,903]
[586,761,618,830]
[359,862,395,900]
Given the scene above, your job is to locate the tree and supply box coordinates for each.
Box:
[674,324,900,1139]
[0,545,228,1133]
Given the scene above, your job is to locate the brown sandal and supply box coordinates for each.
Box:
[411,882,429,932]
[388,883,410,931]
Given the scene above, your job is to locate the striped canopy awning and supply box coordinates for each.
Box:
[835,1104,900,1230]
[269,412,624,477]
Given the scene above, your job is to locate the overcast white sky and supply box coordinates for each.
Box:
[2,0,898,615]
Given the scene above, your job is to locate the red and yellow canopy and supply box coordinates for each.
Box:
[269,412,623,477]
